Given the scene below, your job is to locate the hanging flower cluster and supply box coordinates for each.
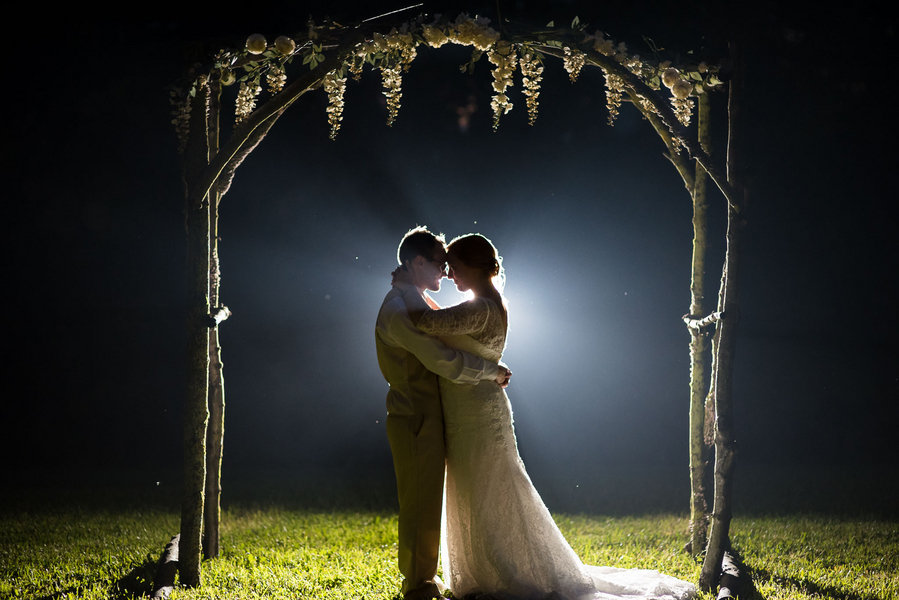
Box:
[562,47,586,83]
[519,48,544,126]
[323,70,347,139]
[353,28,419,126]
[488,41,517,130]
[235,80,262,124]
[381,63,403,126]
[601,70,626,125]
[266,65,287,94]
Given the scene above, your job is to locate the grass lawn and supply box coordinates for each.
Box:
[1,468,897,599]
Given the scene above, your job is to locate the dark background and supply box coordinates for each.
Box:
[5,1,897,513]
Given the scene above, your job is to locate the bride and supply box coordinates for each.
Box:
[395,233,695,600]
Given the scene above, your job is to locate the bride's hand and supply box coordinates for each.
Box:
[495,366,511,388]
[392,266,413,287]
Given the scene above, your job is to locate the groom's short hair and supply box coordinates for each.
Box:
[397,226,445,266]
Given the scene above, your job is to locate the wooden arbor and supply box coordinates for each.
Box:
[171,10,748,595]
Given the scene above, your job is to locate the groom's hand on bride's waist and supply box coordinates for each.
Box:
[495,366,512,388]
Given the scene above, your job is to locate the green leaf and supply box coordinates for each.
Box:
[571,16,580,29]
[546,20,554,27]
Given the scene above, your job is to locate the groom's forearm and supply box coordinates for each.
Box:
[386,301,498,384]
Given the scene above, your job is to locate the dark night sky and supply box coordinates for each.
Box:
[5,2,897,507]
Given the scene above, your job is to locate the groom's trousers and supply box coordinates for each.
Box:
[386,406,446,595]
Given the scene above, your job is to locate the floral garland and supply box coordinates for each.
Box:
[171,14,722,150]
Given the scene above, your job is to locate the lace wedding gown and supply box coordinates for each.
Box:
[417,297,695,600]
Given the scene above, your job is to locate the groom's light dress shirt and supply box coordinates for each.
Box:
[376,287,499,417]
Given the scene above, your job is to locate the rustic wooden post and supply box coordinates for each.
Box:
[700,39,746,591]
[180,79,213,588]
[203,80,226,560]
[687,91,712,556]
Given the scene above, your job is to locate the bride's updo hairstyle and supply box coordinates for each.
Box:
[447,233,504,290]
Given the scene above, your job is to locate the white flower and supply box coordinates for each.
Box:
[422,24,449,48]
[602,70,625,125]
[381,62,404,126]
[519,49,544,125]
[451,14,499,51]
[592,31,615,56]
[246,34,267,55]
[487,41,517,129]
[266,66,287,94]
[235,81,262,123]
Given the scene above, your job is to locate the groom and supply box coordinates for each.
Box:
[375,226,510,600]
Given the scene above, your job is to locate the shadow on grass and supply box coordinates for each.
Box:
[110,555,158,600]
[33,555,156,600]
[751,567,886,600]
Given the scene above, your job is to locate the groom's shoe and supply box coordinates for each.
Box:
[403,578,445,600]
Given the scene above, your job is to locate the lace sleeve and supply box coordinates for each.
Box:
[418,298,491,336]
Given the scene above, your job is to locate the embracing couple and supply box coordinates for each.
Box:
[375,227,695,600]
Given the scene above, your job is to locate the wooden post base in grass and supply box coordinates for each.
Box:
[151,534,180,600]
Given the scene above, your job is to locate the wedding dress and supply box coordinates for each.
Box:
[417,296,695,600]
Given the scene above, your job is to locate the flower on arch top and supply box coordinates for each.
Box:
[422,24,450,48]
[450,14,500,51]
[591,31,616,56]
